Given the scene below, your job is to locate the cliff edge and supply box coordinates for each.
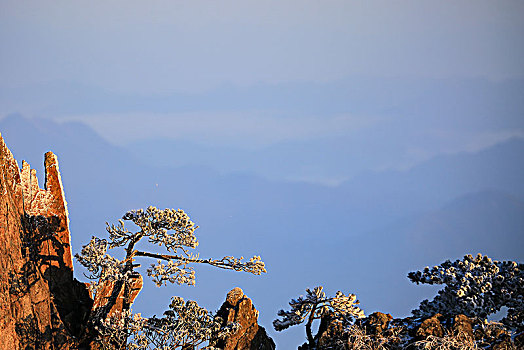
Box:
[0,133,91,349]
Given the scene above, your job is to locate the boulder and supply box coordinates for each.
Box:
[362,312,393,335]
[415,314,444,340]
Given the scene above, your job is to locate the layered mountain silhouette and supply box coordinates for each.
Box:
[1,113,522,349]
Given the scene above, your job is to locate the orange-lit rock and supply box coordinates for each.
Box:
[91,276,143,316]
[213,287,275,350]
[0,133,90,349]
[0,133,143,349]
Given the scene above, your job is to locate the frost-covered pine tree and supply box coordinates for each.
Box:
[273,286,364,349]
[408,253,523,330]
[76,206,265,349]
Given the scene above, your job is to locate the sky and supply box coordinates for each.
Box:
[2,0,524,184]
[2,0,524,94]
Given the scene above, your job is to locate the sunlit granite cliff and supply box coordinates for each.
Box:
[0,133,141,349]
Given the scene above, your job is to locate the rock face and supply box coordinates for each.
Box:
[0,133,83,349]
[214,287,275,350]
[361,312,393,335]
[415,313,444,340]
[0,134,141,349]
[91,277,143,318]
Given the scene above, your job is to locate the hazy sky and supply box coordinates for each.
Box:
[2,0,524,93]
[1,0,524,180]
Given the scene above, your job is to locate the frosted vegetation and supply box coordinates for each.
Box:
[409,253,524,329]
[77,207,523,349]
[274,254,523,349]
[273,286,365,348]
[76,206,265,349]
[96,298,239,350]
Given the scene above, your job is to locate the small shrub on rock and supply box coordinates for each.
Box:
[273,286,364,349]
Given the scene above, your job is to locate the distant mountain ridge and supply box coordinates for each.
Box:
[7,76,519,185]
[1,114,523,349]
[406,190,524,262]
[340,136,524,217]
[127,135,524,187]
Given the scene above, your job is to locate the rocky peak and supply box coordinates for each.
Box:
[0,133,141,349]
[213,287,275,350]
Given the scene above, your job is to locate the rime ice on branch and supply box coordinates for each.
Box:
[273,286,364,348]
[408,253,524,330]
[76,206,266,349]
